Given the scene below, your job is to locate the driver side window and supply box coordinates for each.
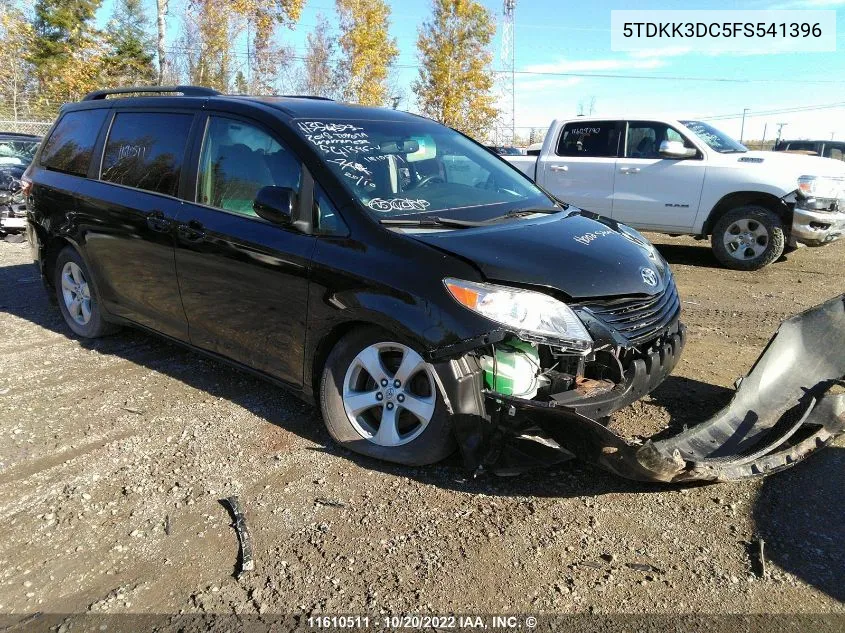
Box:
[442,155,491,187]
[197,116,302,217]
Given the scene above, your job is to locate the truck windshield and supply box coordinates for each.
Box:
[294,119,555,220]
[680,120,747,154]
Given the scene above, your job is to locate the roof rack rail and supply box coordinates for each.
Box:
[277,95,334,101]
[82,85,221,101]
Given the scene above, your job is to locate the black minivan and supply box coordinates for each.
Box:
[24,86,683,468]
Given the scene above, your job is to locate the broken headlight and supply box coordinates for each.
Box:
[797,175,844,210]
[444,278,593,352]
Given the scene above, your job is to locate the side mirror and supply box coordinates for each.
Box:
[659,140,697,159]
[253,186,295,225]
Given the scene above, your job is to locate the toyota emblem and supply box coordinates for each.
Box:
[640,267,658,288]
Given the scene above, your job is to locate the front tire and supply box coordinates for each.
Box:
[711,206,785,271]
[319,327,456,466]
[54,246,118,338]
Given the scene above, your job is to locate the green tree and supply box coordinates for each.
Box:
[336,0,398,106]
[28,0,105,103]
[103,0,156,86]
[414,0,498,139]
[233,70,249,94]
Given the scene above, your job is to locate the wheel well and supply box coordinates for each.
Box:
[309,320,374,400]
[41,236,72,288]
[703,192,790,236]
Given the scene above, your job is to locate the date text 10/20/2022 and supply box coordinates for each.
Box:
[307,615,538,629]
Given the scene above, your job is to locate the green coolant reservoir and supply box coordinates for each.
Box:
[480,339,541,399]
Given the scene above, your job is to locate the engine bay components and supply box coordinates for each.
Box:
[479,338,545,399]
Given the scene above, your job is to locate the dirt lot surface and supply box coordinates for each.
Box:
[1,234,843,624]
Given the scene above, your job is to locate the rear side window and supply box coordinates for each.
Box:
[784,141,819,155]
[41,109,108,176]
[824,144,844,161]
[101,112,193,197]
[556,122,620,158]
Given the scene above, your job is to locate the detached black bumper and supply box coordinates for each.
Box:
[453,296,845,483]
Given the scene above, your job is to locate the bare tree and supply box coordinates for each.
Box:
[156,0,167,84]
[297,13,337,98]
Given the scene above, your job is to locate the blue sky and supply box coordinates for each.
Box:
[101,0,845,141]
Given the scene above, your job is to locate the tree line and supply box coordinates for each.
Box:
[0,0,499,139]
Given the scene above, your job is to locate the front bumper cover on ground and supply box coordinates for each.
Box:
[453,295,845,483]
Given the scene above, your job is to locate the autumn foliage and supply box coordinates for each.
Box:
[414,0,499,138]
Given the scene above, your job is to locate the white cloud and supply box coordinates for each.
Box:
[627,46,693,59]
[767,0,845,7]
[522,57,666,74]
[515,77,583,93]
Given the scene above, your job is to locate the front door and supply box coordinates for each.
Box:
[612,121,706,232]
[536,120,622,215]
[175,114,316,386]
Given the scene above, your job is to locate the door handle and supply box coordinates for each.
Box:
[146,210,173,233]
[177,220,206,243]
[549,165,569,172]
[619,167,641,174]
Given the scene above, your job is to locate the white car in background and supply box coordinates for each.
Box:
[505,117,845,270]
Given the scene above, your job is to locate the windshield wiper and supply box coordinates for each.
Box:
[482,207,564,223]
[379,216,483,229]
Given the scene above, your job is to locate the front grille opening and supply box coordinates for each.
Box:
[580,284,681,345]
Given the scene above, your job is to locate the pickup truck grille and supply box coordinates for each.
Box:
[580,284,681,345]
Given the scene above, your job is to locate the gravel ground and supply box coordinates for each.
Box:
[0,234,843,622]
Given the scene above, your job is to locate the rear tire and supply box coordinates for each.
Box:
[711,206,785,271]
[319,327,456,466]
[54,246,118,338]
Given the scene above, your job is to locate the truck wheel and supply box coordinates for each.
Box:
[711,206,785,271]
[319,327,456,466]
[54,246,118,338]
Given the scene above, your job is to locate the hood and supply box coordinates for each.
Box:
[408,210,671,300]
[718,150,845,178]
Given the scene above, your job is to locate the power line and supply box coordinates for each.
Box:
[162,47,841,85]
[699,101,845,121]
[501,69,841,84]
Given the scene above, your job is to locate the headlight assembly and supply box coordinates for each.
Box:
[444,278,593,352]
[797,175,843,201]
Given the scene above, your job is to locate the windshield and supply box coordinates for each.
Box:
[680,120,747,154]
[294,119,554,221]
[0,139,39,166]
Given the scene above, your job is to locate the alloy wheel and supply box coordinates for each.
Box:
[60,261,92,325]
[342,342,436,447]
[723,218,770,260]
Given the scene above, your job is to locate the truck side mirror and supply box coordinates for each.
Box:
[253,186,296,225]
[659,140,697,159]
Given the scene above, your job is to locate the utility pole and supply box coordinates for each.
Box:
[739,108,750,143]
[500,0,516,146]
[776,122,787,143]
[761,122,767,150]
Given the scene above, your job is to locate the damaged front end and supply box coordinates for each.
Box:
[436,294,845,483]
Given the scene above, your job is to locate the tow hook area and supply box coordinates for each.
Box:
[448,294,845,483]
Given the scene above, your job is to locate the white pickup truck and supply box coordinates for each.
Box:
[506,117,845,270]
